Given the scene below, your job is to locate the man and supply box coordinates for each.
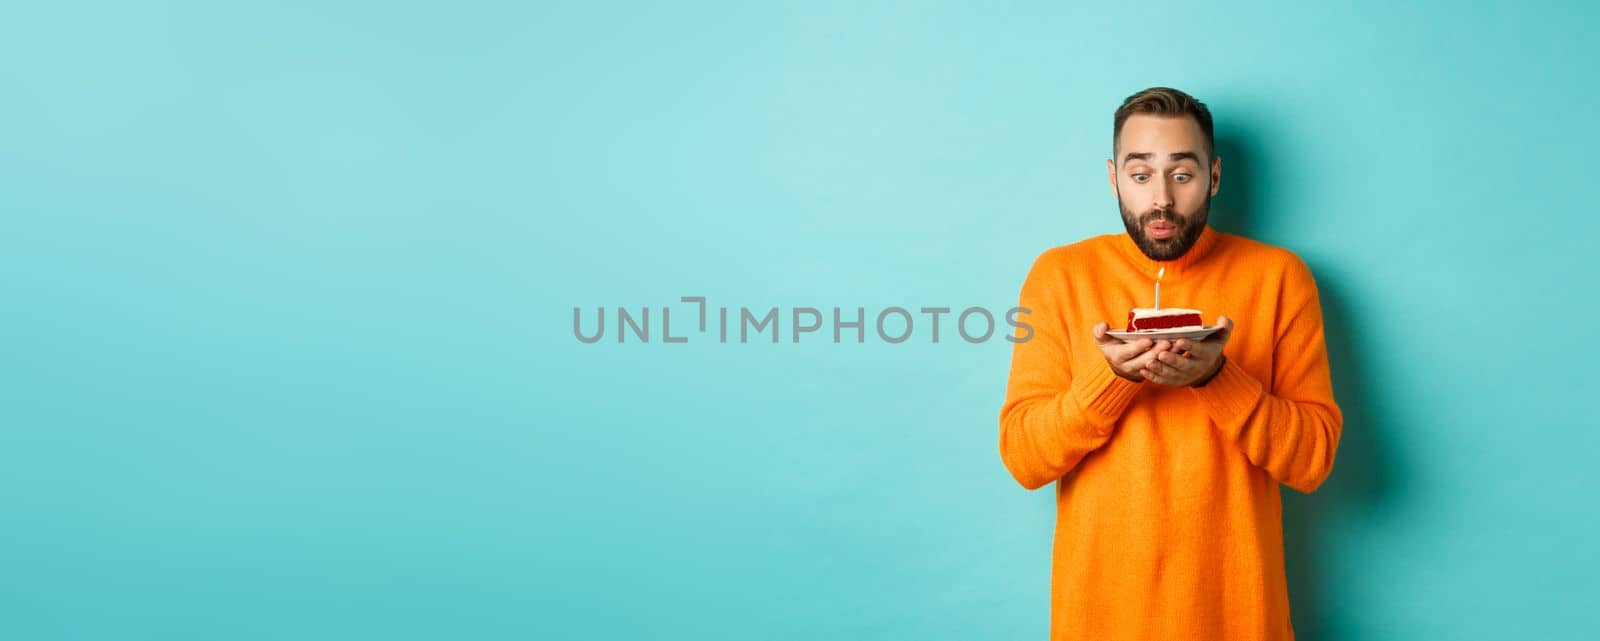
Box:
[998,87,1343,641]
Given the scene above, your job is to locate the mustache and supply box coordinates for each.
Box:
[1138,211,1184,226]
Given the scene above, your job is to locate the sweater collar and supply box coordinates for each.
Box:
[1113,223,1222,278]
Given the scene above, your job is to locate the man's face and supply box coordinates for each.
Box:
[1107,114,1222,261]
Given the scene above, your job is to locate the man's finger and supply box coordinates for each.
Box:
[1211,315,1234,342]
[1182,340,1222,359]
[1143,357,1194,386]
[1093,322,1115,345]
[1156,350,1204,376]
[1122,337,1169,361]
[1127,346,1166,371]
[1109,344,1147,364]
[1149,353,1185,378]
[1140,365,1177,386]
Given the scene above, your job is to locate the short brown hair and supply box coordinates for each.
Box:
[1113,87,1214,161]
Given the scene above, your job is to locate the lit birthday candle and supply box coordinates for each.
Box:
[1154,266,1164,309]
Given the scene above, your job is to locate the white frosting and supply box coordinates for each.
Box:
[1130,307,1202,318]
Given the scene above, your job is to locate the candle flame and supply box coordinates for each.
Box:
[1157,266,1165,281]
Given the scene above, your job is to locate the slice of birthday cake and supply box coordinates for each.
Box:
[1126,307,1203,332]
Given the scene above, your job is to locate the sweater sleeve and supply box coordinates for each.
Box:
[1190,255,1344,493]
[998,250,1144,491]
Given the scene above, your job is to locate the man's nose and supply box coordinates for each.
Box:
[1151,179,1174,210]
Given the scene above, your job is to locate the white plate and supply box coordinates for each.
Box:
[1106,325,1223,342]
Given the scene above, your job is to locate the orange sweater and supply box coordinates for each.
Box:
[999,225,1342,641]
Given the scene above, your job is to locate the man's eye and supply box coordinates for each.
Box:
[1132,174,1149,183]
[1174,174,1192,183]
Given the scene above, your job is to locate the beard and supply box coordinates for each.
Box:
[1119,190,1211,261]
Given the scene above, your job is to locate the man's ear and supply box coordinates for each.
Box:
[1209,155,1222,197]
[1106,158,1117,197]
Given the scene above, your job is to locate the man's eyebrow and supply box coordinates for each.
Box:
[1120,151,1202,164]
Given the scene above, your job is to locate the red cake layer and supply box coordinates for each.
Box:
[1126,311,1202,331]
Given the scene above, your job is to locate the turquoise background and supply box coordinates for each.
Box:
[3,1,1596,639]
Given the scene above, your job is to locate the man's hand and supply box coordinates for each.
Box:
[1092,322,1171,383]
[1141,316,1234,387]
